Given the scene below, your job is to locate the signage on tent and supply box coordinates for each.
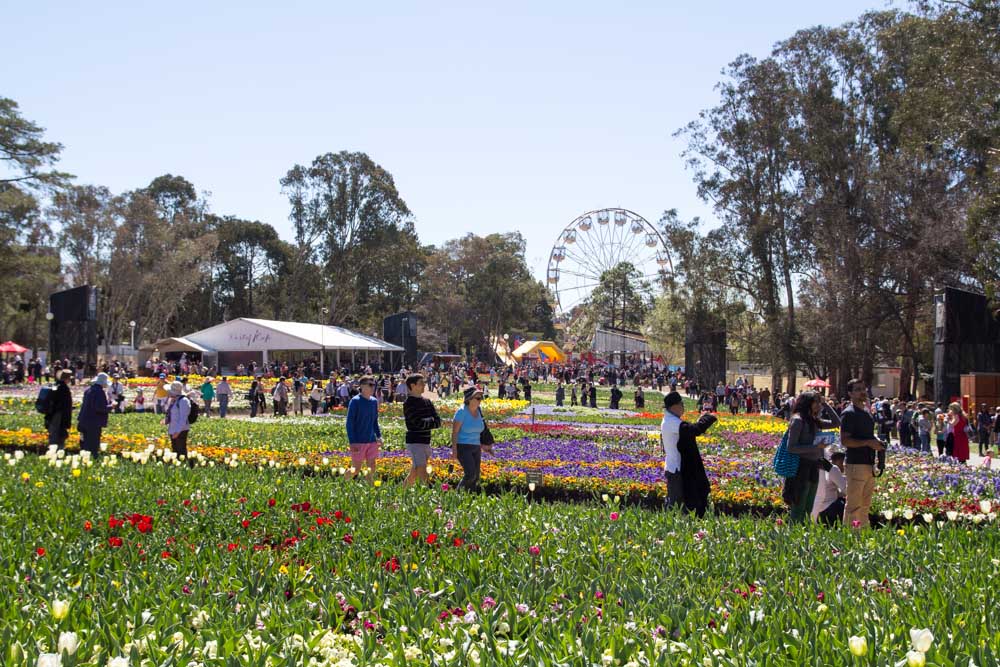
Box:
[227,328,273,348]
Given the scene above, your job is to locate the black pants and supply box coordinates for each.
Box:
[818,497,846,526]
[171,430,189,457]
[310,398,319,415]
[946,433,954,457]
[900,424,912,449]
[79,427,102,456]
[979,429,991,456]
[665,470,684,509]
[456,444,481,492]
[936,436,945,457]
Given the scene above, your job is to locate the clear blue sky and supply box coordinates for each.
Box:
[4,0,885,280]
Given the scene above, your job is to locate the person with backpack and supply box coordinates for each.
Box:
[781,392,841,524]
[44,370,73,448]
[77,373,112,457]
[164,380,193,457]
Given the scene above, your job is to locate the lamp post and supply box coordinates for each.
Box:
[45,312,54,361]
[129,320,136,350]
[320,308,329,375]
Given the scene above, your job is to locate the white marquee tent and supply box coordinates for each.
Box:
[143,318,403,374]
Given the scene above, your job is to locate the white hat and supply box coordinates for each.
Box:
[94,372,110,387]
[169,381,185,396]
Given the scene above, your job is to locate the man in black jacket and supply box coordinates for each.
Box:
[676,398,718,517]
[402,373,442,488]
[46,370,73,448]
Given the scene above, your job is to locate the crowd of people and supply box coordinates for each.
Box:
[32,354,1000,529]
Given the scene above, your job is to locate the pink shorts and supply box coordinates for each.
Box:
[349,441,380,468]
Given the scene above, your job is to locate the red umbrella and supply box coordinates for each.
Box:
[0,341,27,354]
[804,378,830,389]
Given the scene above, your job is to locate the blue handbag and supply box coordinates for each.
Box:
[772,430,799,478]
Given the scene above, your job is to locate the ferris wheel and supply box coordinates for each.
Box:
[546,207,673,320]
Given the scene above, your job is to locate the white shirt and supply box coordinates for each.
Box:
[660,412,682,473]
[811,465,847,520]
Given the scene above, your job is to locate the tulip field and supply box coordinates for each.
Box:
[1,387,1000,664]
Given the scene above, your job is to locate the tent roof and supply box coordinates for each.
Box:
[179,318,404,352]
[0,340,28,353]
[511,340,566,363]
[240,318,403,351]
[139,337,212,354]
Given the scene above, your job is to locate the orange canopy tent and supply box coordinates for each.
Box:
[511,340,567,364]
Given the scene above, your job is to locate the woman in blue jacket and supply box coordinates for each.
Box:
[77,372,111,456]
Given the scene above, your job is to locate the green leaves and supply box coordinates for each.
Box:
[1,454,997,665]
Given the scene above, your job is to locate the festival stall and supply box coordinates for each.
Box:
[511,340,567,363]
[142,318,403,374]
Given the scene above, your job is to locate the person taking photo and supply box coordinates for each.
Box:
[840,378,885,529]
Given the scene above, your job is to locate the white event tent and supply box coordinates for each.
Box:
[142,318,403,374]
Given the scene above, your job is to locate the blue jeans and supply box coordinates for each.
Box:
[218,394,229,418]
[920,432,931,452]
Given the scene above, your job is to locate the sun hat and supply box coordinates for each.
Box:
[94,372,110,387]
[169,381,185,396]
[463,386,484,402]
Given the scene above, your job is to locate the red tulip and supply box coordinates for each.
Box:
[426,533,438,545]
[35,547,45,557]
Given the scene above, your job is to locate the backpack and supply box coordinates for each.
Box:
[35,385,53,415]
[187,400,200,424]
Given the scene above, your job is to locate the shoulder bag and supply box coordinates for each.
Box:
[771,430,799,478]
[479,408,495,446]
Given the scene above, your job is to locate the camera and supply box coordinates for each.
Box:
[874,439,888,477]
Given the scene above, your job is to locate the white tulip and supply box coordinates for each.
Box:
[922,513,933,523]
[848,636,868,656]
[108,657,130,667]
[528,483,536,492]
[946,511,959,521]
[906,649,926,667]
[36,653,62,667]
[909,628,934,653]
[50,598,69,620]
[57,631,79,655]
[980,500,992,514]
[902,509,914,521]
